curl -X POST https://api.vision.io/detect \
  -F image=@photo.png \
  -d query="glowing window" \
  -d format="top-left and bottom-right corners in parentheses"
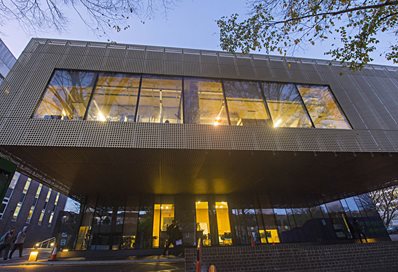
top-left (23, 178), bottom-right (31, 194)
top-left (35, 184), bottom-right (42, 198)
top-left (137, 76), bottom-right (183, 124)
top-left (54, 193), bottom-right (60, 206)
top-left (34, 70), bottom-right (96, 120)
top-left (9, 172), bottom-right (20, 189)
top-left (86, 73), bottom-right (140, 122)
top-left (195, 201), bottom-right (211, 246)
top-left (297, 85), bottom-right (351, 129)
top-left (263, 83), bottom-right (312, 128)
top-left (215, 202), bottom-right (232, 246)
top-left (45, 188), bottom-right (52, 202)
top-left (184, 78), bottom-right (228, 126)
top-left (26, 205), bottom-right (35, 223)
top-left (48, 211), bottom-right (54, 225)
top-left (223, 80), bottom-right (271, 126)
top-left (12, 202), bottom-right (22, 221)
top-left (152, 204), bottom-right (174, 248)
top-left (38, 209), bottom-right (45, 225)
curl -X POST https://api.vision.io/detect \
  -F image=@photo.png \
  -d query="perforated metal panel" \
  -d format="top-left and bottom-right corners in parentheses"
top-left (1, 38), bottom-right (398, 196)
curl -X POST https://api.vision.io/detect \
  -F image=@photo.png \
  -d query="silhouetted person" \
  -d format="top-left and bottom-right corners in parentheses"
top-left (353, 219), bottom-right (367, 243)
top-left (163, 220), bottom-right (183, 256)
top-left (0, 228), bottom-right (15, 260)
top-left (9, 226), bottom-right (27, 259)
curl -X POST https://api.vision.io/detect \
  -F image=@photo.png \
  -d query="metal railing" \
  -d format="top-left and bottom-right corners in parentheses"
top-left (34, 237), bottom-right (56, 249)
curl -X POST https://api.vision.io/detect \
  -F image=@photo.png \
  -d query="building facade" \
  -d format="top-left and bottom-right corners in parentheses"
top-left (0, 39), bottom-right (16, 85)
top-left (0, 171), bottom-right (67, 247)
top-left (0, 38), bottom-right (397, 250)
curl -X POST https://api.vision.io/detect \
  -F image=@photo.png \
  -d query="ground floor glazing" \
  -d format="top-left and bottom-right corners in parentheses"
top-left (62, 193), bottom-right (388, 251)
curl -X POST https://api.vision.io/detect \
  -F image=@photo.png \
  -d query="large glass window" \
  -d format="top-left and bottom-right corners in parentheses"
top-left (86, 73), bottom-right (140, 122)
top-left (33, 69), bottom-right (351, 130)
top-left (137, 76), bottom-right (183, 123)
top-left (195, 201), bottom-right (211, 246)
top-left (152, 204), bottom-right (174, 248)
top-left (184, 78), bottom-right (228, 126)
top-left (297, 85), bottom-right (351, 129)
top-left (263, 83), bottom-right (312, 128)
top-left (215, 201), bottom-right (232, 245)
top-left (223, 80), bottom-right (271, 126)
top-left (34, 70), bottom-right (96, 120)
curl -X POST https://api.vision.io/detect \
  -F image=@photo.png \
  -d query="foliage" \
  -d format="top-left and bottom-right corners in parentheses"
top-left (0, 0), bottom-right (173, 35)
top-left (369, 185), bottom-right (398, 227)
top-left (217, 0), bottom-right (398, 70)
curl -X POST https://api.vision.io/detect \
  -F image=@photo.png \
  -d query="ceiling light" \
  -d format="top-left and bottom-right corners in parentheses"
top-left (273, 119), bottom-right (282, 128)
top-left (97, 111), bottom-right (107, 122)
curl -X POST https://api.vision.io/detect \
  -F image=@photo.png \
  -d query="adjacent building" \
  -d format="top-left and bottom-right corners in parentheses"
top-left (0, 172), bottom-right (67, 247)
top-left (0, 39), bottom-right (16, 85)
top-left (0, 38), bottom-right (397, 250)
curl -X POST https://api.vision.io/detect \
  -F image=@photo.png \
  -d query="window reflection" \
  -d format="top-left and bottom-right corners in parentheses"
top-left (223, 80), bottom-right (271, 126)
top-left (137, 76), bottom-right (183, 123)
top-left (34, 70), bottom-right (96, 120)
top-left (184, 78), bottom-right (228, 126)
top-left (263, 83), bottom-right (312, 128)
top-left (297, 85), bottom-right (351, 129)
top-left (86, 73), bottom-right (140, 122)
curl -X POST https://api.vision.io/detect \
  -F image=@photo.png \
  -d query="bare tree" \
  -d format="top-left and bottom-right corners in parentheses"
top-left (369, 185), bottom-right (398, 227)
top-left (0, 0), bottom-right (173, 35)
top-left (217, 0), bottom-right (398, 70)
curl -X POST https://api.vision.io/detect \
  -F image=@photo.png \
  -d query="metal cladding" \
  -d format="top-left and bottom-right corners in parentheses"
top-left (1, 38), bottom-right (398, 204)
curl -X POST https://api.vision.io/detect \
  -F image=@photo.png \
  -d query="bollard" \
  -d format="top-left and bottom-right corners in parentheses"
top-left (49, 246), bottom-right (57, 261)
top-left (195, 238), bottom-right (202, 272)
top-left (250, 235), bottom-right (255, 248)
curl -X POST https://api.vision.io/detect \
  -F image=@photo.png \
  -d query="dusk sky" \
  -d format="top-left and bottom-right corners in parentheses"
top-left (1, 0), bottom-right (396, 64)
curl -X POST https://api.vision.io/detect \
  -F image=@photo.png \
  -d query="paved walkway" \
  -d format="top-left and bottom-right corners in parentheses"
top-left (0, 253), bottom-right (184, 267)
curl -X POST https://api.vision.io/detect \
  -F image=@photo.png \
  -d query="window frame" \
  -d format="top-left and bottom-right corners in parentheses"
top-left (33, 69), bottom-right (351, 129)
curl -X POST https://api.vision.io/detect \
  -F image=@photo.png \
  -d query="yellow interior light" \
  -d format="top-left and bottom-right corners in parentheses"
top-left (62, 249), bottom-right (69, 252)
top-left (28, 251), bottom-right (39, 262)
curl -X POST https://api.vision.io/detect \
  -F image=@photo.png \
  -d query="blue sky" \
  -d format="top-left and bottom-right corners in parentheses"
top-left (1, 0), bottom-right (396, 66)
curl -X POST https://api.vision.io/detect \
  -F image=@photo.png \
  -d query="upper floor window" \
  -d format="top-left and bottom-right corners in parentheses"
top-left (263, 83), bottom-right (312, 128)
top-left (137, 75), bottom-right (183, 124)
top-left (33, 69), bottom-right (351, 130)
top-left (297, 85), bottom-right (351, 129)
top-left (223, 80), bottom-right (271, 126)
top-left (33, 70), bottom-right (96, 120)
top-left (86, 73), bottom-right (140, 122)
top-left (184, 78), bottom-right (228, 126)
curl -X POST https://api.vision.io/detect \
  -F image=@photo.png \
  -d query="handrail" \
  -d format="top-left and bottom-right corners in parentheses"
top-left (34, 237), bottom-right (56, 249)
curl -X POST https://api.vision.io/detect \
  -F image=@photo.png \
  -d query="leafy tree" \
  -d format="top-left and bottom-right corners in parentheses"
top-left (217, 0), bottom-right (398, 70)
top-left (369, 185), bottom-right (398, 227)
top-left (0, 0), bottom-right (172, 35)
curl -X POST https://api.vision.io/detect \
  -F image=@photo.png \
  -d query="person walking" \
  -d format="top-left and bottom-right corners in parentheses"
top-left (9, 226), bottom-right (28, 259)
top-left (163, 220), bottom-right (177, 256)
top-left (0, 228), bottom-right (15, 260)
